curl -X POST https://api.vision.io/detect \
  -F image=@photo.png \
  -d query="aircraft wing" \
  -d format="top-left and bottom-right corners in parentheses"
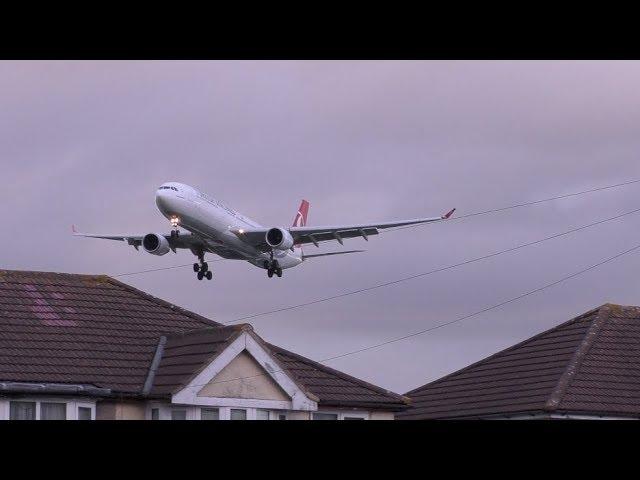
top-left (302, 250), bottom-right (364, 259)
top-left (72, 226), bottom-right (209, 253)
top-left (232, 208), bottom-right (455, 249)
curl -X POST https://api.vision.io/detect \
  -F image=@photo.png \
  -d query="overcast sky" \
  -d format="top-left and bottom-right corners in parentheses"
top-left (2, 60), bottom-right (640, 394)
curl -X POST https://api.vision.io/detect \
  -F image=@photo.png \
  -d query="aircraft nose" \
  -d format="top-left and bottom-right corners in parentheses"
top-left (155, 189), bottom-right (173, 212)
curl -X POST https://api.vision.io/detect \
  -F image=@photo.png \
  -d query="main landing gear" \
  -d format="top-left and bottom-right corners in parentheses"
top-left (264, 252), bottom-right (283, 279)
top-left (194, 253), bottom-right (212, 281)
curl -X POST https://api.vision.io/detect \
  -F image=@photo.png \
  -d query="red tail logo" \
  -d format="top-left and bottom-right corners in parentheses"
top-left (292, 199), bottom-right (310, 228)
top-left (292, 200), bottom-right (309, 250)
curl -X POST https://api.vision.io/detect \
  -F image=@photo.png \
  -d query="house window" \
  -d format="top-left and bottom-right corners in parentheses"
top-left (278, 414), bottom-right (287, 421)
top-left (312, 412), bottom-right (338, 420)
top-left (343, 416), bottom-right (366, 420)
top-left (78, 407), bottom-right (92, 421)
top-left (40, 402), bottom-right (67, 420)
top-left (151, 408), bottom-right (160, 420)
top-left (256, 409), bottom-right (270, 421)
top-left (230, 409), bottom-right (247, 420)
top-left (171, 409), bottom-right (187, 420)
top-left (201, 408), bottom-right (220, 420)
top-left (10, 401), bottom-right (36, 420)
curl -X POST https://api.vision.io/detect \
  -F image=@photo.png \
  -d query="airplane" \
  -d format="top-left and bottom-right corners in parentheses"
top-left (73, 182), bottom-right (455, 280)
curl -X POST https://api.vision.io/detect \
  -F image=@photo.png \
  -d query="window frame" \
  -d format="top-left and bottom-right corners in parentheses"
top-left (230, 408), bottom-right (248, 421)
top-left (312, 412), bottom-right (339, 421)
top-left (40, 401), bottom-right (67, 420)
top-left (171, 409), bottom-right (188, 421)
top-left (78, 406), bottom-right (93, 421)
top-left (9, 401), bottom-right (37, 420)
top-left (1, 398), bottom-right (96, 420)
top-left (312, 411), bottom-right (370, 421)
top-left (339, 411), bottom-right (369, 420)
top-left (200, 407), bottom-right (220, 420)
top-left (255, 409), bottom-right (270, 421)
top-left (146, 403), bottom-right (291, 421)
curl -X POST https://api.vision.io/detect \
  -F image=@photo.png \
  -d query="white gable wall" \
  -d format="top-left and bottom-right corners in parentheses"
top-left (171, 331), bottom-right (317, 411)
top-left (197, 351), bottom-right (290, 401)
top-left (140, 331), bottom-right (399, 420)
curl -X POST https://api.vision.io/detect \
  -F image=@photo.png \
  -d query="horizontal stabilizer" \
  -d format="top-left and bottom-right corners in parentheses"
top-left (302, 250), bottom-right (365, 260)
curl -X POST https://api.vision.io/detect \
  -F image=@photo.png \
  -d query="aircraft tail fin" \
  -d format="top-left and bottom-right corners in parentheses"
top-left (292, 199), bottom-right (310, 227)
top-left (292, 200), bottom-right (310, 251)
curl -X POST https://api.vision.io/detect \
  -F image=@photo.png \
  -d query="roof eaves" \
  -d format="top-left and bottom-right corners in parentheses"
top-left (319, 399), bottom-right (410, 412)
top-left (0, 382), bottom-right (112, 397)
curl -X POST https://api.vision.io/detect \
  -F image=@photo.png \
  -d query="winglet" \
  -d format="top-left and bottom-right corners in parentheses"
top-left (442, 208), bottom-right (456, 219)
top-left (71, 224), bottom-right (78, 234)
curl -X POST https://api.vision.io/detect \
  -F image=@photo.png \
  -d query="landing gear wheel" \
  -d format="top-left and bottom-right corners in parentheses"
top-left (201, 262), bottom-right (209, 273)
top-left (197, 271), bottom-right (204, 281)
top-left (267, 269), bottom-right (274, 278)
top-left (193, 263), bottom-right (200, 272)
top-left (206, 271), bottom-right (212, 280)
top-left (276, 268), bottom-right (282, 278)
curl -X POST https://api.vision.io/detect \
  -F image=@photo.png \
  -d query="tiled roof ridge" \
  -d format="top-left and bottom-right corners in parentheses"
top-left (142, 336), bottom-right (167, 395)
top-left (0, 268), bottom-right (104, 280)
top-left (544, 304), bottom-right (614, 411)
top-left (163, 323), bottom-right (249, 340)
top-left (404, 304), bottom-right (607, 396)
top-left (266, 343), bottom-right (409, 404)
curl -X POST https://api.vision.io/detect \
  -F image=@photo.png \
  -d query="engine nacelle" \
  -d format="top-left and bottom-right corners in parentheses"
top-left (265, 227), bottom-right (294, 250)
top-left (142, 233), bottom-right (171, 256)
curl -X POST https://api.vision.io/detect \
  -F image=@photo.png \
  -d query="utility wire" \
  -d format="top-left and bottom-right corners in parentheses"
top-left (222, 206), bottom-right (640, 324)
top-left (113, 259), bottom-right (225, 278)
top-left (108, 178), bottom-right (640, 278)
top-left (387, 178), bottom-right (640, 232)
top-left (187, 240), bottom-right (640, 389)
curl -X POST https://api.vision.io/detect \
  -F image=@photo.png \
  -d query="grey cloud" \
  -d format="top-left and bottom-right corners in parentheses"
top-left (2, 60), bottom-right (640, 394)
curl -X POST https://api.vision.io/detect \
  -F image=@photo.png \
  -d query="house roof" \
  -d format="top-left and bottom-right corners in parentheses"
top-left (148, 325), bottom-right (246, 396)
top-left (267, 343), bottom-right (409, 410)
top-left (399, 304), bottom-right (640, 419)
top-left (0, 269), bottom-right (407, 410)
top-left (0, 269), bottom-right (218, 393)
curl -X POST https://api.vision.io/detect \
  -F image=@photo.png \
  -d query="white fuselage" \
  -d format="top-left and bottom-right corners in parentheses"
top-left (155, 182), bottom-right (303, 270)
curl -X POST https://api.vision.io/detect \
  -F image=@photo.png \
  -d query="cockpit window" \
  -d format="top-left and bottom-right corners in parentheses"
top-left (158, 186), bottom-right (179, 191)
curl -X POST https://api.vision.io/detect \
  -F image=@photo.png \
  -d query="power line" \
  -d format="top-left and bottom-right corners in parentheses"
top-left (108, 178), bottom-right (640, 278)
top-left (387, 178), bottom-right (640, 232)
top-left (222, 206), bottom-right (640, 324)
top-left (188, 240), bottom-right (640, 389)
top-left (113, 259), bottom-right (225, 278)
top-left (320, 242), bottom-right (640, 363)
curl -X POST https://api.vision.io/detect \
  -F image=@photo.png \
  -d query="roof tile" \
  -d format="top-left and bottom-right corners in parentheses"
top-left (399, 304), bottom-right (640, 419)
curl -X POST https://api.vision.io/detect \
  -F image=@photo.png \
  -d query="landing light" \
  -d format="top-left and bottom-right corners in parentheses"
top-left (238, 229), bottom-right (245, 234)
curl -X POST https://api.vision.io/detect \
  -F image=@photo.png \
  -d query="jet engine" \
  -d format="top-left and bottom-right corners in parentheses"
top-left (142, 233), bottom-right (171, 256)
top-left (265, 227), bottom-right (294, 250)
